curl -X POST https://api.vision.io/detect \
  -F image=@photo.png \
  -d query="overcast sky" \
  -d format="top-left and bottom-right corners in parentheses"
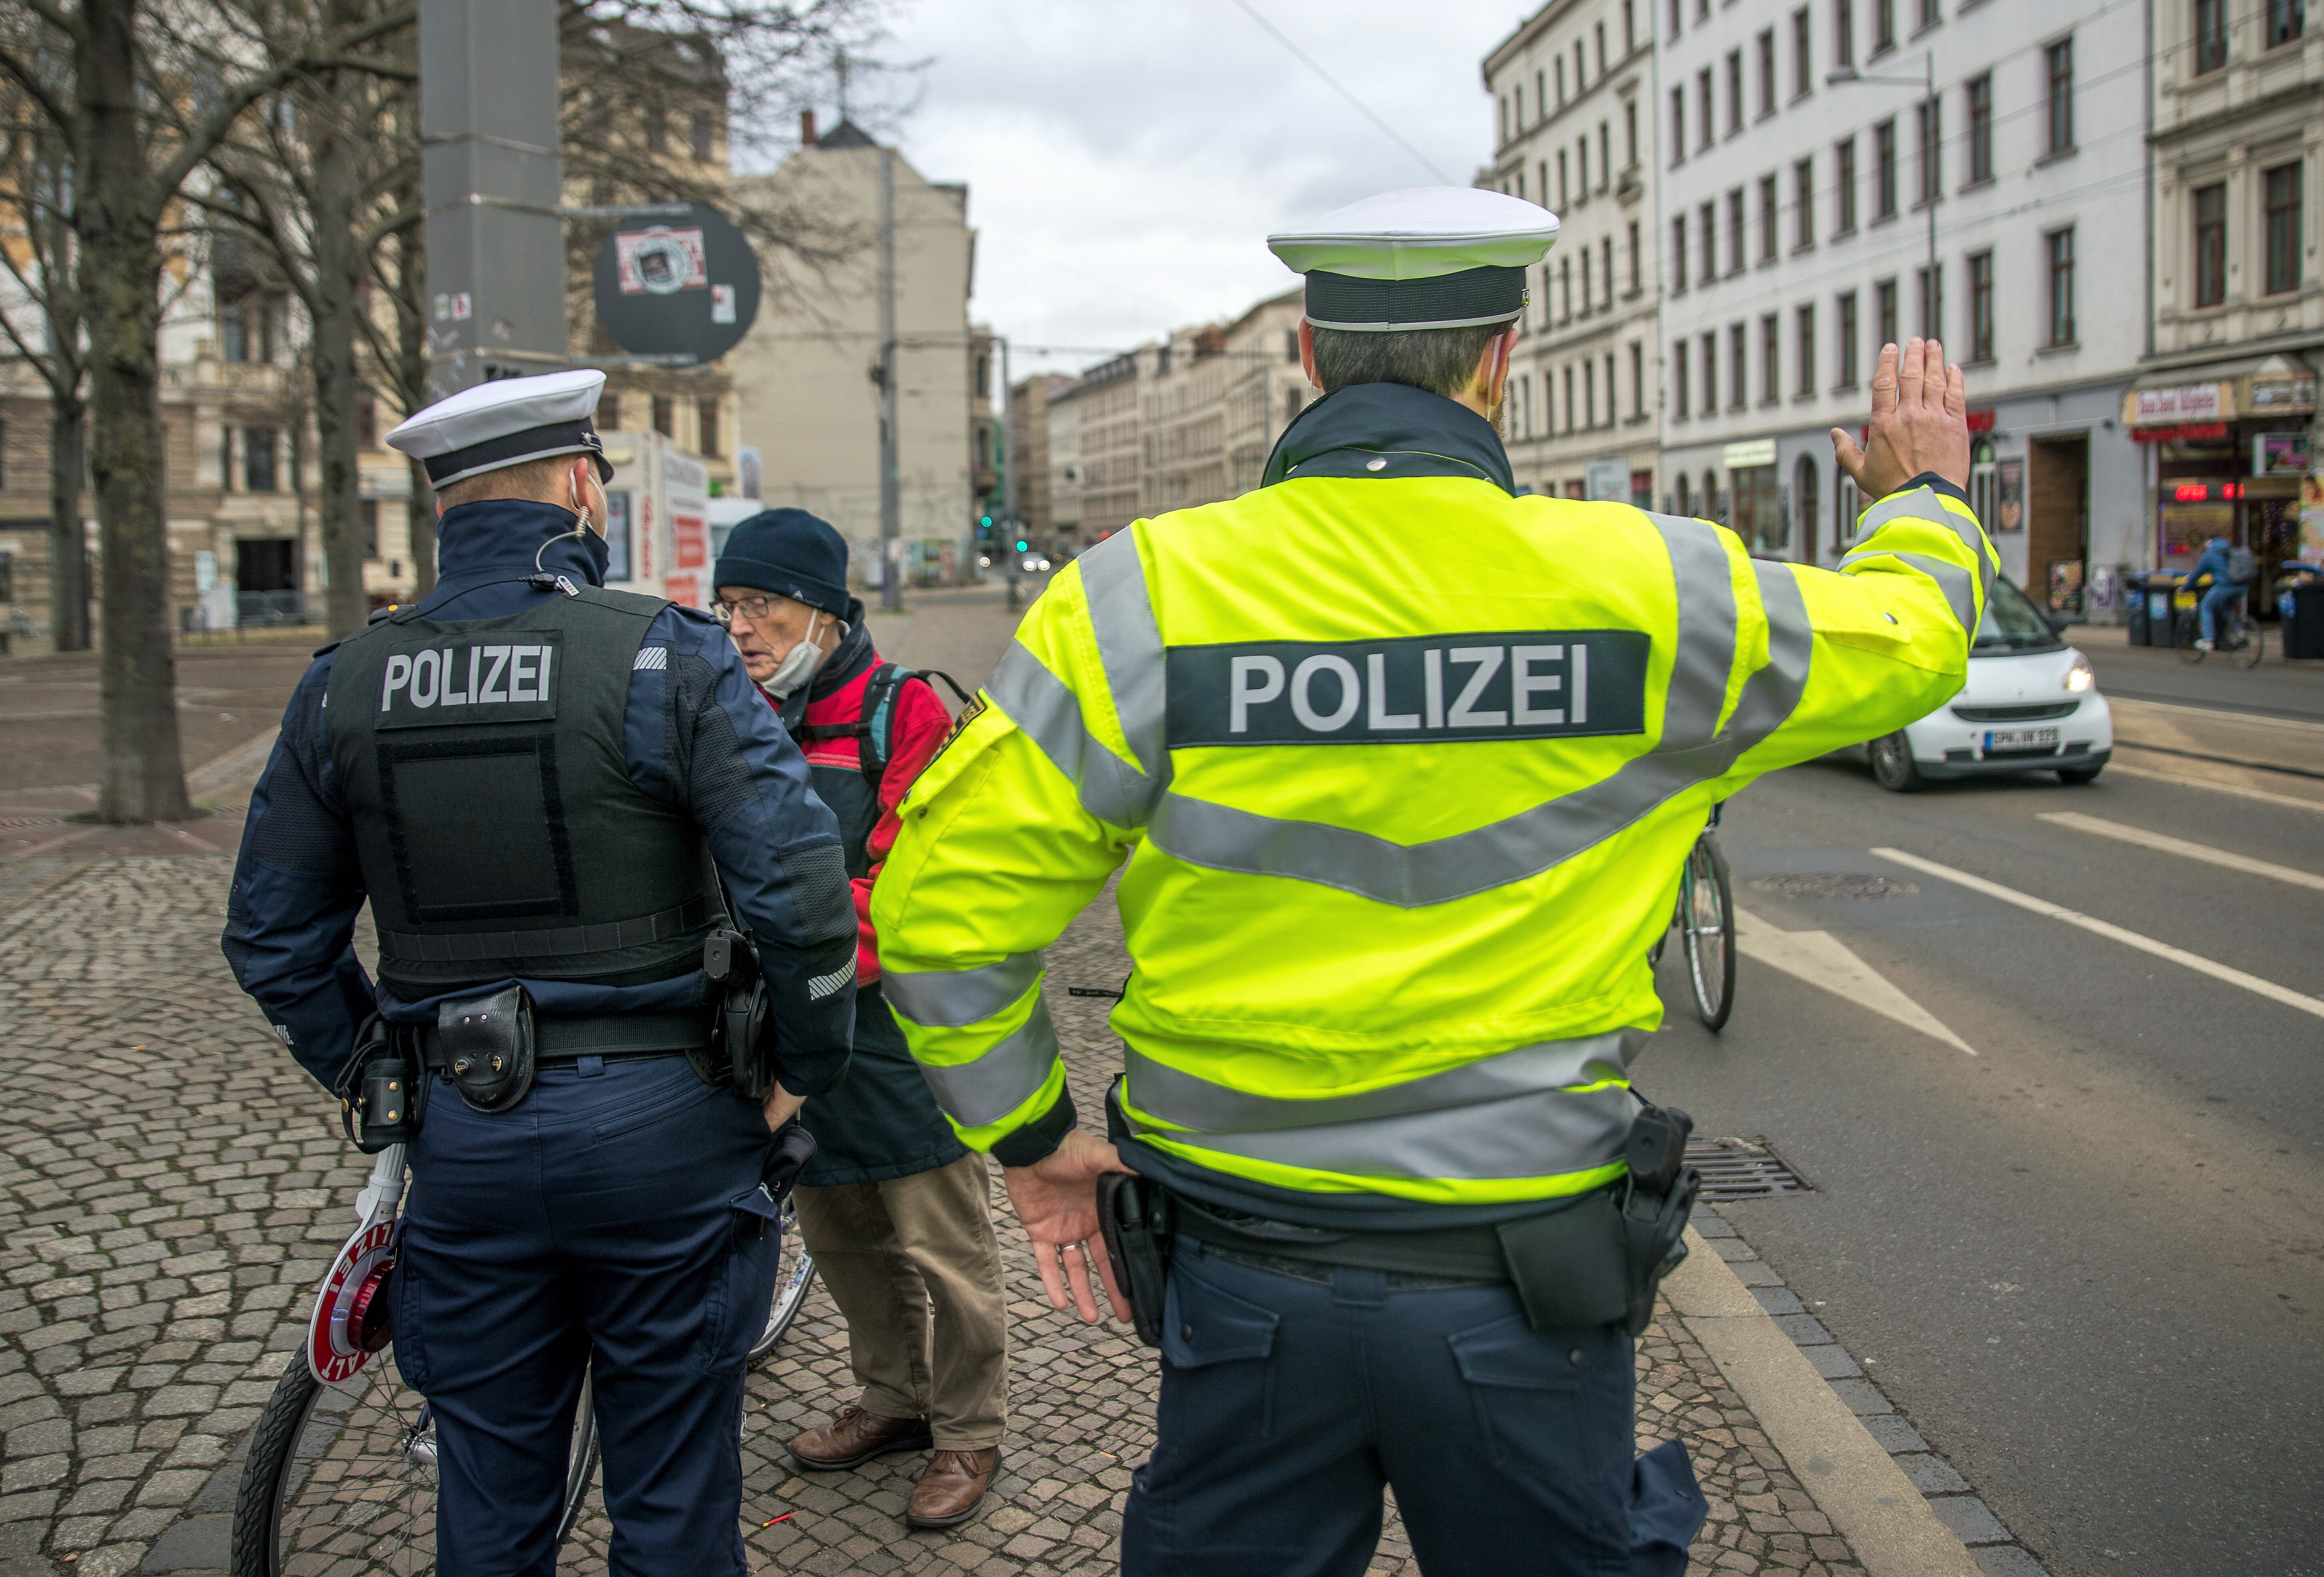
top-left (849, 0), bottom-right (1532, 380)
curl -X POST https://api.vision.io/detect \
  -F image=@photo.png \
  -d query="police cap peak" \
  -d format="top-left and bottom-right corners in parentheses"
top-left (1268, 187), bottom-right (1559, 333)
top-left (385, 368), bottom-right (617, 490)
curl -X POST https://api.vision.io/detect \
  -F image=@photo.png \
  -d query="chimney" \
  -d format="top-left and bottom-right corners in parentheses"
top-left (800, 109), bottom-right (818, 148)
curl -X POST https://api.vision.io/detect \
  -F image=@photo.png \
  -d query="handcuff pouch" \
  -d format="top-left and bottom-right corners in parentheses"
top-left (438, 985), bottom-right (535, 1113)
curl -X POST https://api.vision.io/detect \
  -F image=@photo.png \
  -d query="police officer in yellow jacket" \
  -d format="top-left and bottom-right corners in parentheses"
top-left (872, 187), bottom-right (1994, 1576)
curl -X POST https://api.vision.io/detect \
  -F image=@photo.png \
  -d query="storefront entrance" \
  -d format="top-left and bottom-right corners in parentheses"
top-left (2028, 436), bottom-right (2089, 615)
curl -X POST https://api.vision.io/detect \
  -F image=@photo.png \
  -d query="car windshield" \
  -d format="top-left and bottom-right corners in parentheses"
top-left (1972, 576), bottom-right (2063, 653)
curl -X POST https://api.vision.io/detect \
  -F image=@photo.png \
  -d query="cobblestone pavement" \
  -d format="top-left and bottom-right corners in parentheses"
top-left (0, 587), bottom-right (1872, 1577)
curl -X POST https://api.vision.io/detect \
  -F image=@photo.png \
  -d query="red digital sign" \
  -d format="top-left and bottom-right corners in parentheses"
top-left (2166, 482), bottom-right (2244, 503)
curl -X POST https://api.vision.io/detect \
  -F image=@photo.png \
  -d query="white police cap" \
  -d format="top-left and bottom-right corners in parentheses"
top-left (384, 368), bottom-right (616, 490)
top-left (1268, 187), bottom-right (1560, 333)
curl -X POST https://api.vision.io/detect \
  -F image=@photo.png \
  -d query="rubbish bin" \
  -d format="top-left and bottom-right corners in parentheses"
top-left (2126, 574), bottom-right (2179, 647)
top-left (2283, 581), bottom-right (2324, 660)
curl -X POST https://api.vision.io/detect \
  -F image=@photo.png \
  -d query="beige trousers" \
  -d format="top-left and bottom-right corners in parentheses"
top-left (790, 1151), bottom-right (1010, 1449)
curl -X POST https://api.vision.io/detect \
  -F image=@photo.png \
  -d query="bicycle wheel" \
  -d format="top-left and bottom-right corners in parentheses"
top-left (232, 1350), bottom-right (600, 1576)
top-left (2232, 615), bottom-right (2265, 670)
top-left (1680, 833), bottom-right (1736, 1031)
top-left (2176, 611), bottom-right (2206, 664)
top-left (747, 1196), bottom-right (818, 1363)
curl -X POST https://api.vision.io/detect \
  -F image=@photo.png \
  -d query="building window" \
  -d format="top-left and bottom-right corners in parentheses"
top-left (243, 427), bottom-right (277, 493)
top-left (1674, 339), bottom-right (1692, 417)
top-left (363, 500), bottom-right (380, 560)
top-left (1967, 74), bottom-right (1993, 184)
top-left (1670, 0), bottom-right (1682, 38)
top-left (2265, 161), bottom-right (2304, 295)
top-left (1759, 175), bottom-right (1779, 261)
top-left (1794, 158), bottom-right (1816, 248)
top-left (1836, 137), bottom-right (1858, 233)
top-left (1727, 188), bottom-right (1746, 273)
top-left (2046, 226), bottom-right (2077, 344)
top-left (1761, 314), bottom-right (1780, 402)
top-left (1874, 0), bottom-right (1896, 52)
top-left (1560, 257), bottom-right (1573, 319)
top-left (1563, 366), bottom-right (1576, 432)
top-left (1835, 0), bottom-right (1854, 65)
top-left (696, 398), bottom-right (721, 457)
top-left (652, 396), bottom-right (675, 436)
top-left (1581, 249), bottom-right (1593, 314)
top-left (691, 113), bottom-right (714, 163)
top-left (1626, 100), bottom-right (1639, 167)
top-left (1599, 123), bottom-right (1611, 188)
top-left (1757, 30), bottom-right (1777, 118)
top-left (220, 427), bottom-right (233, 491)
top-left (1729, 321), bottom-right (1748, 407)
top-left (1585, 360), bottom-right (1597, 427)
top-left (1673, 215), bottom-right (1689, 290)
top-left (1697, 69), bottom-right (1714, 150)
top-left (1671, 87), bottom-right (1687, 163)
top-left (1918, 0), bottom-right (1939, 27)
top-left (1875, 119), bottom-right (1898, 219)
top-left (1838, 290), bottom-right (1860, 385)
top-left (1628, 221), bottom-right (1642, 292)
top-left (1700, 201), bottom-right (1718, 281)
top-left (1793, 8), bottom-right (1813, 98)
top-left (1917, 263), bottom-right (1942, 339)
top-left (2265, 0), bottom-right (2304, 46)
top-left (2045, 37), bottom-right (2074, 154)
top-left (1602, 237), bottom-right (1614, 306)
top-left (1968, 250), bottom-right (1995, 361)
top-left (1285, 329), bottom-right (1299, 363)
top-left (356, 386), bottom-right (378, 449)
top-left (1626, 0), bottom-right (1637, 51)
top-left (1726, 50), bottom-right (1744, 133)
top-left (1597, 21), bottom-right (1608, 74)
top-left (1875, 276), bottom-right (1899, 347)
top-left (1700, 333), bottom-right (1718, 414)
top-left (2194, 181), bottom-right (2227, 307)
top-left (1915, 98), bottom-right (1940, 205)
top-left (2195, 0), bottom-right (2228, 71)
top-left (1631, 341), bottom-right (1645, 416)
top-left (596, 390), bottom-right (622, 431)
top-left (1558, 150), bottom-right (1569, 210)
top-left (1796, 305), bottom-right (1816, 394)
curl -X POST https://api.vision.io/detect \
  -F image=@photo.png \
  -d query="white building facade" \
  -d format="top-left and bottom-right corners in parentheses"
top-left (1657, 0), bottom-right (2147, 617)
top-left (1485, 0), bottom-right (1664, 504)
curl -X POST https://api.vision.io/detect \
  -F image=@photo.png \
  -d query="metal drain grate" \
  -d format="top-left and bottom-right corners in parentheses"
top-left (0, 816), bottom-right (65, 830)
top-left (1748, 872), bottom-right (1918, 900)
top-left (1687, 1136), bottom-right (1813, 1201)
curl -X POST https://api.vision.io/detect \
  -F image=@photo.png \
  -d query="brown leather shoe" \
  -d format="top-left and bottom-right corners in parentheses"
top-left (789, 1405), bottom-right (934, 1471)
top-left (904, 1447), bottom-right (999, 1529)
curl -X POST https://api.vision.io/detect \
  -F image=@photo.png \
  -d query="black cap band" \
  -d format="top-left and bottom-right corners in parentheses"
top-left (422, 420), bottom-right (614, 488)
top-left (1304, 265), bottom-right (1530, 333)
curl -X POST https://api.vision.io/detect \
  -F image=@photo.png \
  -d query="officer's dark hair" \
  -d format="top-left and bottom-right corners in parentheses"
top-left (1309, 323), bottom-right (1508, 399)
top-left (435, 456), bottom-right (572, 509)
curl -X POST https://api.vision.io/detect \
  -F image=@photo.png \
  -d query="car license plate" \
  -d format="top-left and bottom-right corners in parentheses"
top-left (1984, 727), bottom-right (2059, 752)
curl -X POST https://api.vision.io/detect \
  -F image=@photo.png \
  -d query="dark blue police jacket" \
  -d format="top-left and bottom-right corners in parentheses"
top-left (221, 498), bottom-right (847, 1094)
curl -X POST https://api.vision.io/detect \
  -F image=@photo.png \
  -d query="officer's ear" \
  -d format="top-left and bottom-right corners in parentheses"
top-left (1473, 323), bottom-right (1520, 407)
top-left (1298, 319), bottom-right (1321, 391)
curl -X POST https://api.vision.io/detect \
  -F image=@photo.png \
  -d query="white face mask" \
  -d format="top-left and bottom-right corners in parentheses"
top-left (763, 611), bottom-right (829, 699)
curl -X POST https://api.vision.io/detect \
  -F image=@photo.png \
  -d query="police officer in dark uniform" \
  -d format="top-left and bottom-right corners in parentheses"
top-left (221, 369), bottom-right (858, 1576)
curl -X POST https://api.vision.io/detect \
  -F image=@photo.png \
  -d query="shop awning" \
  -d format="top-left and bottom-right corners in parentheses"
top-left (2124, 352), bottom-right (2316, 431)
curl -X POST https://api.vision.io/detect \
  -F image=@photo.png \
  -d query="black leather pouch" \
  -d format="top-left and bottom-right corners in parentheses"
top-left (438, 986), bottom-right (535, 1114)
top-left (1495, 1191), bottom-right (1633, 1332)
top-left (334, 1015), bottom-right (427, 1152)
top-left (1098, 1172), bottom-right (1176, 1348)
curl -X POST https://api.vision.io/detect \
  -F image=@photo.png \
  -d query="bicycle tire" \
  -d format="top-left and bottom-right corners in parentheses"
top-left (747, 1197), bottom-right (817, 1364)
top-left (2232, 617), bottom-right (2265, 669)
top-left (1681, 833), bottom-right (1736, 1031)
top-left (2176, 612), bottom-right (2206, 664)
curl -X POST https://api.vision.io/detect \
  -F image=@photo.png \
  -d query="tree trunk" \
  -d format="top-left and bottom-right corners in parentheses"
top-left (80, 0), bottom-right (192, 823)
top-left (406, 458), bottom-right (436, 595)
top-left (390, 157), bottom-right (434, 594)
top-left (311, 106), bottom-right (367, 635)
top-left (47, 409), bottom-right (90, 652)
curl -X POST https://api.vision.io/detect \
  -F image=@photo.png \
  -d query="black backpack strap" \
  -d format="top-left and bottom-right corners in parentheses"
top-left (856, 664), bottom-right (910, 791)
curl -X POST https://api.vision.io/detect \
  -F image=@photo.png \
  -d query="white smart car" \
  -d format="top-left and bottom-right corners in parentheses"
top-left (1861, 573), bottom-right (2114, 791)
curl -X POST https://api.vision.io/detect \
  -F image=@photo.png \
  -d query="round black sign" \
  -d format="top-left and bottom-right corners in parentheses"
top-left (590, 204), bottom-right (762, 364)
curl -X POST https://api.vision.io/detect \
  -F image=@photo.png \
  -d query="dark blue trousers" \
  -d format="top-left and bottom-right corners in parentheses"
top-left (394, 1055), bottom-right (783, 1577)
top-left (1122, 1242), bottom-right (1705, 1577)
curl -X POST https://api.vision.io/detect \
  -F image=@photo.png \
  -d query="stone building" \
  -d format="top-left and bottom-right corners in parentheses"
top-left (1006, 372), bottom-right (1075, 548)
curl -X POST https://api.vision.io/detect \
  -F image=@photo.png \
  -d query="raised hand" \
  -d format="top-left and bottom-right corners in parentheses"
top-left (1830, 337), bottom-right (1971, 500)
top-left (1001, 1127), bottom-right (1134, 1325)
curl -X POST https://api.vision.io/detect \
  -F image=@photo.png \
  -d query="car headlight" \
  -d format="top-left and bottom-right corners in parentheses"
top-left (2063, 654), bottom-right (2095, 693)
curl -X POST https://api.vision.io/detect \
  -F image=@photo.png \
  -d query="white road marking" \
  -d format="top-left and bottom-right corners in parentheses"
top-left (2038, 811), bottom-right (2324, 893)
top-left (1732, 905), bottom-right (1977, 1055)
top-left (1872, 846), bottom-right (2324, 1022)
top-left (2106, 762), bottom-right (2324, 815)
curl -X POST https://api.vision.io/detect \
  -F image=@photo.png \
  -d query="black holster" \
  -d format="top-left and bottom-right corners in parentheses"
top-left (334, 1014), bottom-right (427, 1152)
top-left (1497, 1102), bottom-right (1698, 1337)
top-left (703, 930), bottom-right (775, 1099)
top-left (437, 985), bottom-right (535, 1113)
top-left (1097, 1172), bottom-right (1175, 1348)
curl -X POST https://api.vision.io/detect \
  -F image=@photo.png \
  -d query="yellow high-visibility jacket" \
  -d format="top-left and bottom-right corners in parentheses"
top-left (873, 384), bottom-right (1994, 1207)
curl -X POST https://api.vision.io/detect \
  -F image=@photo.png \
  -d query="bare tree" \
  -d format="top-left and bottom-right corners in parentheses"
top-left (0, 0), bottom-right (415, 822)
top-left (0, 47), bottom-right (91, 651)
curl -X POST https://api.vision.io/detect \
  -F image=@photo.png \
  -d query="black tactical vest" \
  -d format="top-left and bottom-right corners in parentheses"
top-left (325, 586), bottom-right (724, 1000)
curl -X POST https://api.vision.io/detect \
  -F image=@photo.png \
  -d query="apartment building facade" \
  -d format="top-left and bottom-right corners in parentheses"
top-left (1484, 0), bottom-right (1665, 504)
top-left (1657, 0), bottom-right (2146, 615)
top-left (2141, 0), bottom-right (2320, 583)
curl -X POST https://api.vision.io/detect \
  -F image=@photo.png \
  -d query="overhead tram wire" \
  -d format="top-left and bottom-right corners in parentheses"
top-left (1222, 0), bottom-right (1455, 185)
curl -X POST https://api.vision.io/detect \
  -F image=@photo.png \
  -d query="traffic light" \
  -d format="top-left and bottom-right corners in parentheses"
top-left (1015, 539), bottom-right (1029, 553)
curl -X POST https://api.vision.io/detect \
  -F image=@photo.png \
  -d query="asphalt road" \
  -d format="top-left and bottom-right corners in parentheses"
top-left (1643, 750), bottom-right (2324, 1575)
top-left (2081, 634), bottom-right (2324, 723)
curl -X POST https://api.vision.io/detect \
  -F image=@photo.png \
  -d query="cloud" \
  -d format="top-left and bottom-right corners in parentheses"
top-left (859, 0), bottom-right (1521, 375)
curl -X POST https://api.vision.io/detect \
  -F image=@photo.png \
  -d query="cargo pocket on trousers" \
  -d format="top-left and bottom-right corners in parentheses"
top-left (1159, 1260), bottom-right (1281, 1439)
top-left (702, 1183), bottom-right (784, 1377)
top-left (1447, 1312), bottom-right (1592, 1474)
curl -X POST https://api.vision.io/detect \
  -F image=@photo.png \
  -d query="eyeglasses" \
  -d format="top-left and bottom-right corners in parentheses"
top-left (710, 594), bottom-right (777, 627)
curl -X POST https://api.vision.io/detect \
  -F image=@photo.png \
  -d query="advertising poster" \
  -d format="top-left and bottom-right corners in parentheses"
top-left (1996, 459), bottom-right (2023, 533)
top-left (2047, 559), bottom-right (2085, 615)
top-left (2302, 471), bottom-right (2324, 563)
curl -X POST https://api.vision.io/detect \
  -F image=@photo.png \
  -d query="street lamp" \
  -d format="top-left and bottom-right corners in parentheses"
top-left (1829, 53), bottom-right (1939, 343)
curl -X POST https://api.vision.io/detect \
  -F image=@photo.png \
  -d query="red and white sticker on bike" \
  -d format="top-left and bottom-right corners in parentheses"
top-left (308, 1219), bottom-right (397, 1385)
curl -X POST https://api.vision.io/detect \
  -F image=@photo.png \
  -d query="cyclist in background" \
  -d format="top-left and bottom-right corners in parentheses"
top-left (2184, 533), bottom-right (2255, 652)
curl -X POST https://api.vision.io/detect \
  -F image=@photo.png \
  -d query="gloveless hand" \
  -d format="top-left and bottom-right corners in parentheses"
top-left (1002, 1127), bottom-right (1134, 1325)
top-left (761, 1082), bottom-right (805, 1131)
top-left (1830, 337), bottom-right (1971, 500)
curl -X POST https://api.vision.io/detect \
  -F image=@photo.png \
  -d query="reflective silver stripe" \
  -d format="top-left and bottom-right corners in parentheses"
top-left (883, 950), bottom-right (1045, 1028)
top-left (914, 997), bottom-right (1062, 1128)
top-left (1857, 486), bottom-right (1994, 582)
top-left (1728, 561), bottom-right (1813, 747)
top-left (1124, 1030), bottom-right (1642, 1132)
top-left (1144, 513), bottom-right (1746, 907)
top-left (1128, 1078), bottom-right (1638, 1183)
top-left (986, 641), bottom-right (1164, 827)
top-left (1837, 548), bottom-right (1979, 640)
top-left (1076, 531), bottom-right (1171, 780)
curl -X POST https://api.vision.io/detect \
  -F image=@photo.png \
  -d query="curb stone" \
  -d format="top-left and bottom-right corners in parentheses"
top-left (1678, 1211), bottom-right (2050, 1577)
